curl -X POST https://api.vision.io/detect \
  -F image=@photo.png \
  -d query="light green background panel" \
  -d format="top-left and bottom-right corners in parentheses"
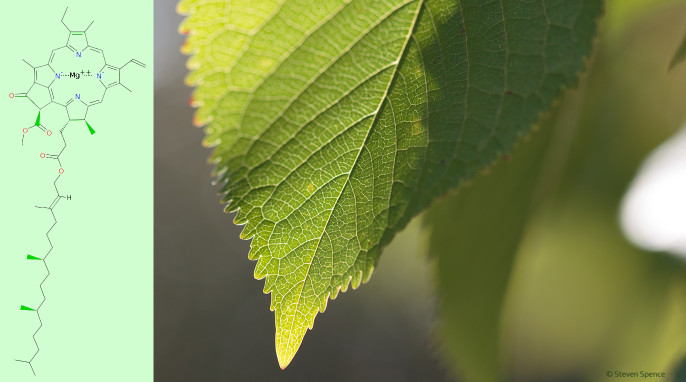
top-left (0, 1), bottom-right (153, 381)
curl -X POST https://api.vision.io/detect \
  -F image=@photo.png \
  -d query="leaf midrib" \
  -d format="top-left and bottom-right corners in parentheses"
top-left (280, 0), bottom-right (425, 338)
top-left (237, 62), bottom-right (396, 189)
top-left (233, 0), bottom-right (422, 169)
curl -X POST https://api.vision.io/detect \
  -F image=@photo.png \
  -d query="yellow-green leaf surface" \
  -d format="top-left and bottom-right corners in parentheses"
top-left (178, 0), bottom-right (602, 368)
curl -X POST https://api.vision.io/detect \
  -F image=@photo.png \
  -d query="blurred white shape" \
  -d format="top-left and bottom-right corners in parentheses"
top-left (620, 123), bottom-right (686, 259)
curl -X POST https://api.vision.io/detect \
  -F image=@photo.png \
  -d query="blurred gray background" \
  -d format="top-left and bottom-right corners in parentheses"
top-left (153, 1), bottom-right (451, 380)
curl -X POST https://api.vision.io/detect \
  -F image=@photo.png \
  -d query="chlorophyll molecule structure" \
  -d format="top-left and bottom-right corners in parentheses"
top-left (10, 8), bottom-right (145, 376)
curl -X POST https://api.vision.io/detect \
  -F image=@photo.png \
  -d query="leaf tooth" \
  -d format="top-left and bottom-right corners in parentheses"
top-left (239, 223), bottom-right (257, 240)
top-left (210, 165), bottom-right (228, 183)
top-left (242, 206), bottom-right (271, 240)
top-left (175, 0), bottom-right (194, 16)
top-left (330, 285), bottom-right (342, 300)
top-left (260, 264), bottom-right (281, 294)
top-left (317, 292), bottom-right (330, 313)
top-left (204, 135), bottom-right (222, 150)
top-left (218, 185), bottom-right (232, 201)
top-left (254, 250), bottom-right (275, 280)
top-left (250, 226), bottom-right (270, 248)
top-left (177, 9), bottom-right (195, 34)
top-left (232, 205), bottom-right (250, 225)
top-left (220, 192), bottom-right (234, 207)
top-left (183, 66), bottom-right (202, 87)
top-left (340, 275), bottom-right (353, 294)
top-left (221, 197), bottom-right (239, 212)
top-left (351, 269), bottom-right (364, 290)
top-left (361, 263), bottom-right (375, 285)
top-left (191, 112), bottom-right (206, 128)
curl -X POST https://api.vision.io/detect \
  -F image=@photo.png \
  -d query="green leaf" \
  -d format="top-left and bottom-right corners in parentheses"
top-left (498, 6), bottom-right (686, 377)
top-left (424, 86), bottom-right (583, 381)
top-left (178, 0), bottom-right (602, 368)
top-left (670, 32), bottom-right (686, 70)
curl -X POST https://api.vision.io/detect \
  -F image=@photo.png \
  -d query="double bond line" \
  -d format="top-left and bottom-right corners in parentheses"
top-left (15, 128), bottom-right (68, 376)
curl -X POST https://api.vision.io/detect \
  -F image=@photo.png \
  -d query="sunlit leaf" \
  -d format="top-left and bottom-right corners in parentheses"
top-left (178, 0), bottom-right (601, 367)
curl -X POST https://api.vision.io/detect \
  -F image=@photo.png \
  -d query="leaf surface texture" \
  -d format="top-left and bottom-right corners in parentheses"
top-left (178, 0), bottom-right (602, 367)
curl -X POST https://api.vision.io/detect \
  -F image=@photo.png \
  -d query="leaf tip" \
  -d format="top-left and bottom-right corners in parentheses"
top-left (276, 341), bottom-right (298, 370)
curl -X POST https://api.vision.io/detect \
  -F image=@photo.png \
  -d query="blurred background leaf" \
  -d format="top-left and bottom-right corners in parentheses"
top-left (669, 33), bottom-right (686, 70)
top-left (424, 91), bottom-right (582, 382)
top-left (427, 0), bottom-right (686, 381)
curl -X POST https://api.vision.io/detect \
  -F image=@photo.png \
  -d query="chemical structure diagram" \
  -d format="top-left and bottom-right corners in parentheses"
top-left (10, 8), bottom-right (145, 376)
